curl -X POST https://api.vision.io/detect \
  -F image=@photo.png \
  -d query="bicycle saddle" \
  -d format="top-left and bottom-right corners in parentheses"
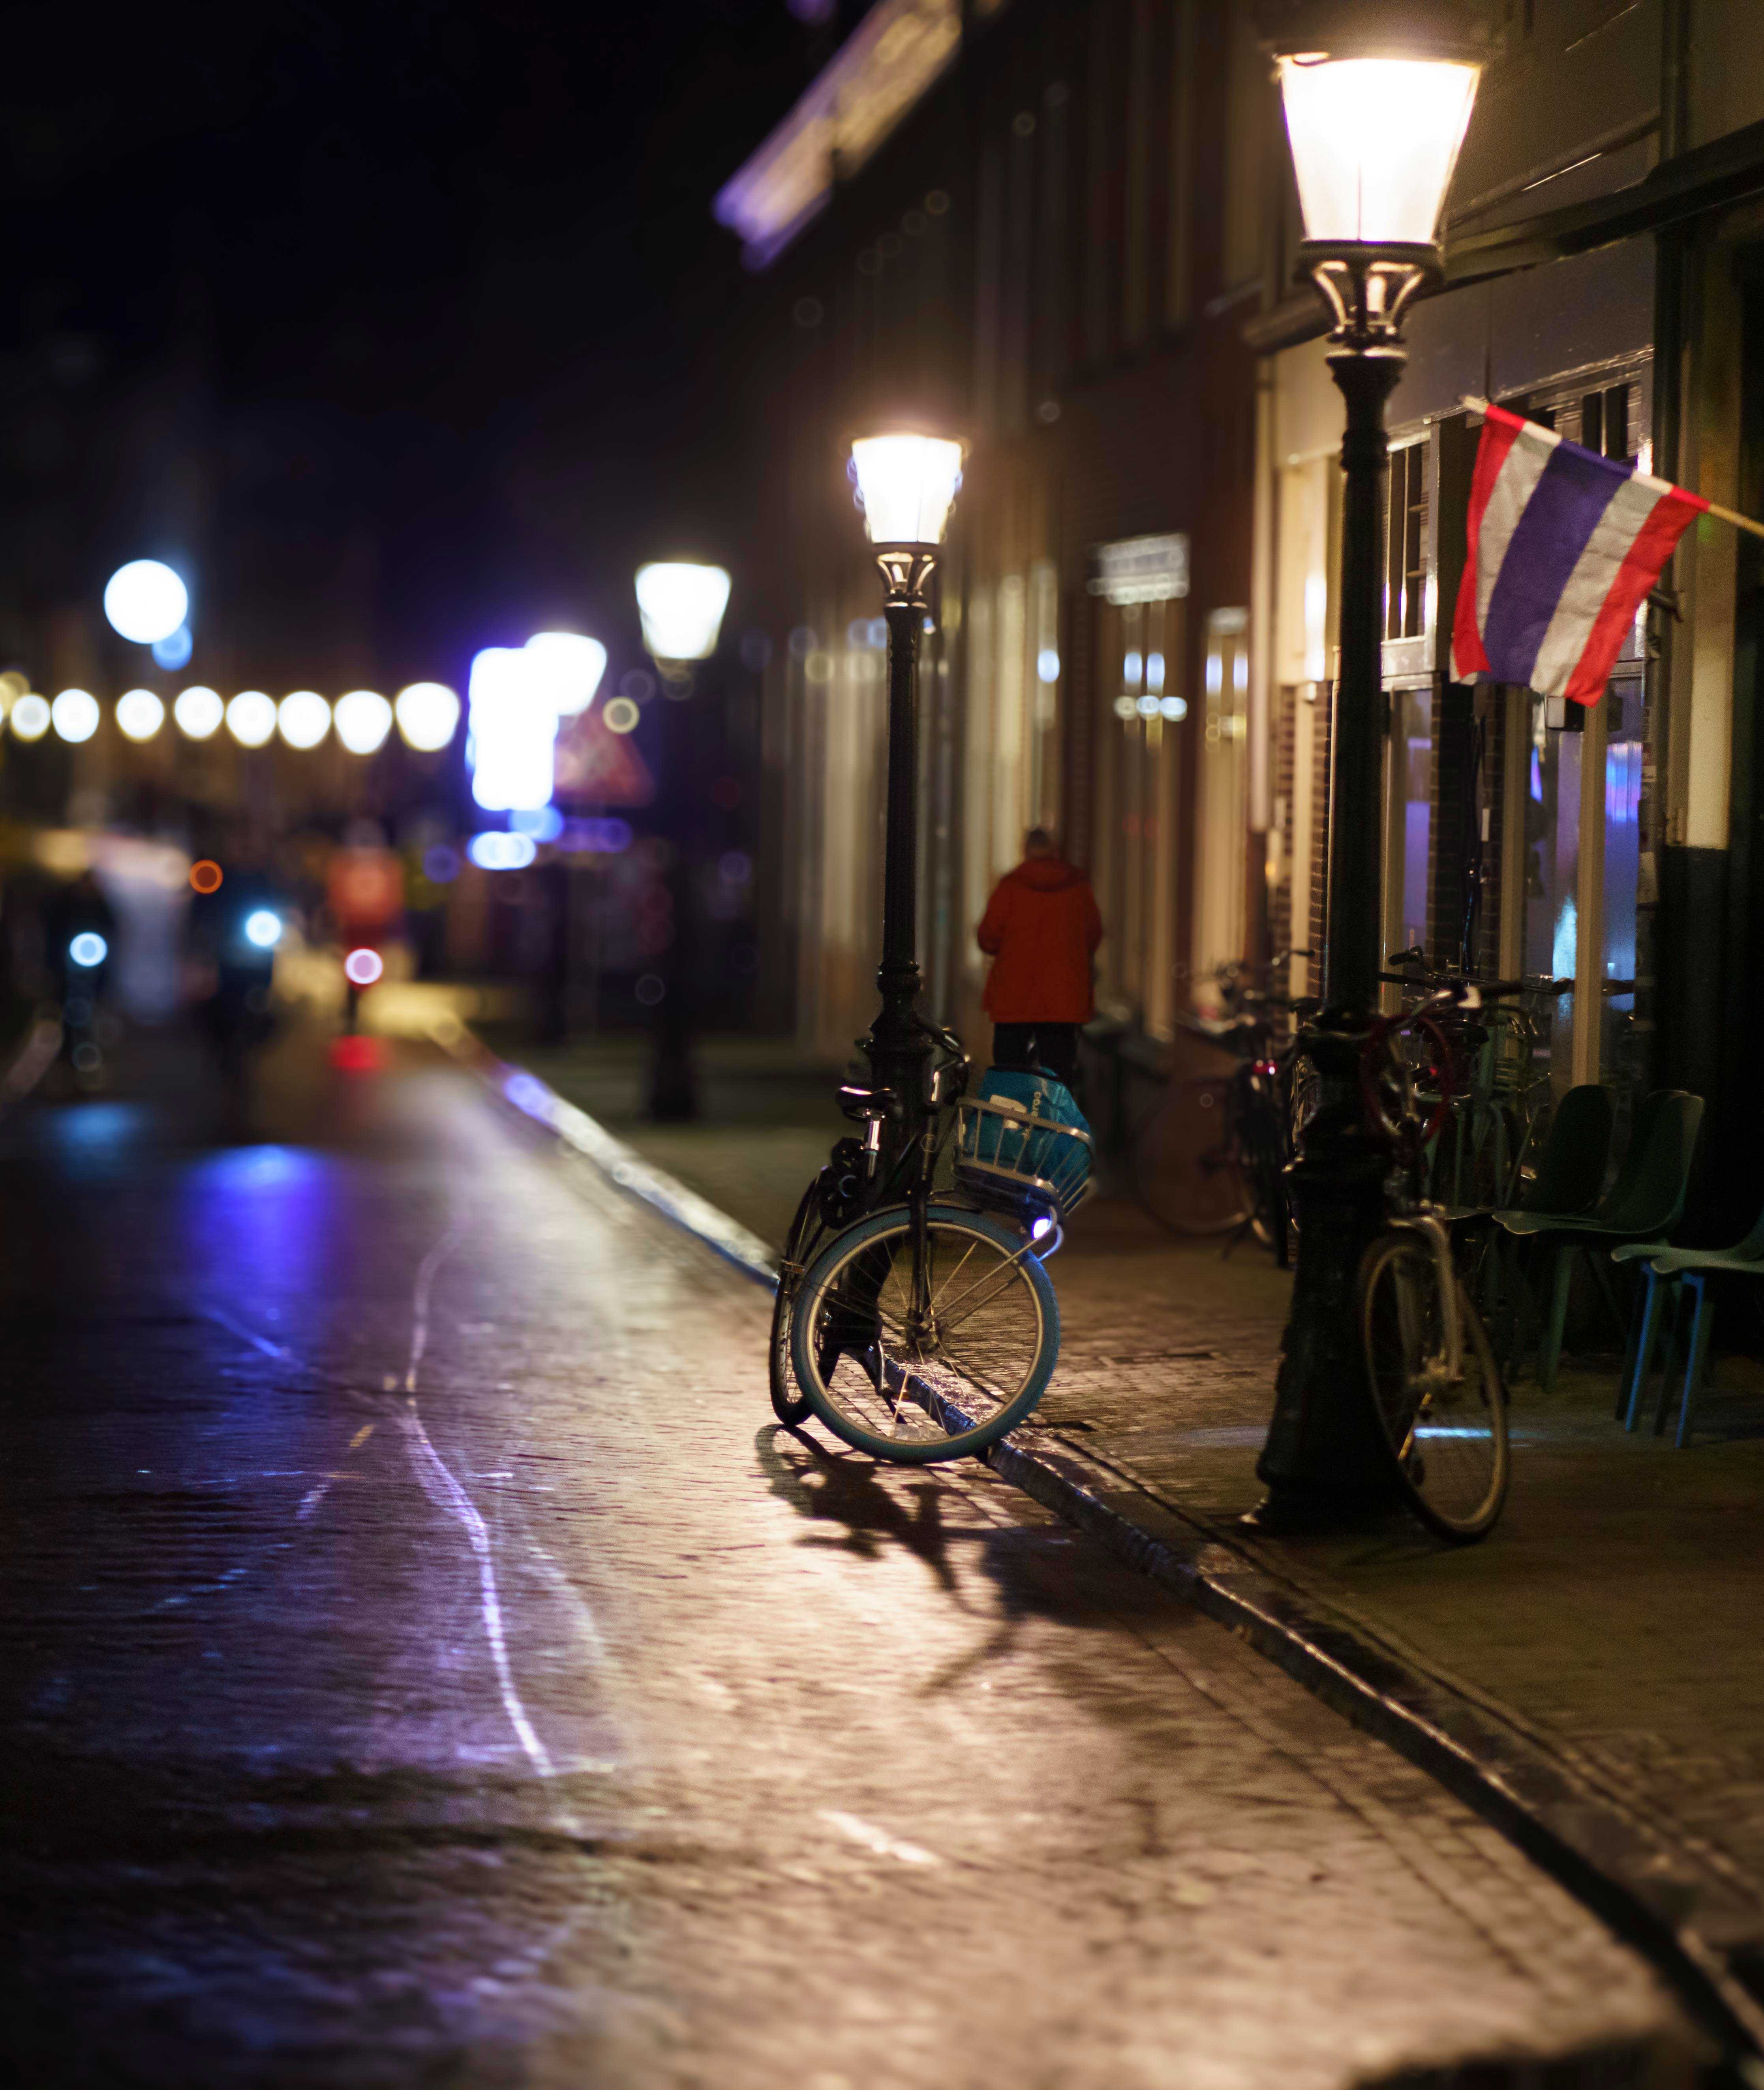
top-left (837, 1083), bottom-right (902, 1122)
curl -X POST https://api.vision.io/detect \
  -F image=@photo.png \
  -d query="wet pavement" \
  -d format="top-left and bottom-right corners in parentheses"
top-left (0, 1026), bottom-right (1695, 2086)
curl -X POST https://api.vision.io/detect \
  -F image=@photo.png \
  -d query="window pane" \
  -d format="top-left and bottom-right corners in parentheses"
top-left (1601, 678), bottom-right (1643, 1080)
top-left (1521, 707), bottom-right (1580, 1090)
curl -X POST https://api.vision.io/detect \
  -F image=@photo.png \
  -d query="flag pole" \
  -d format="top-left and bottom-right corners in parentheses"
top-left (1460, 394), bottom-right (1764, 543)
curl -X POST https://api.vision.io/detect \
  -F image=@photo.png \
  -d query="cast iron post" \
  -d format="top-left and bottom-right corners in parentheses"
top-left (647, 680), bottom-right (699, 1121)
top-left (864, 552), bottom-right (936, 1145)
top-left (1253, 257), bottom-right (1428, 1524)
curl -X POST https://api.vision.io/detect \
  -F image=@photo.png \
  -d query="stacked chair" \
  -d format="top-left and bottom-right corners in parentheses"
top-left (1614, 1199), bottom-right (1764, 1446)
top-left (1492, 1089), bottom-right (1703, 1395)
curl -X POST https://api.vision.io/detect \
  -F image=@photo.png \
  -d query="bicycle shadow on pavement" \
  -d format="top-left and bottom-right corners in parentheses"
top-left (752, 1422), bottom-right (1212, 1698)
top-left (753, 1421), bottom-right (969, 1603)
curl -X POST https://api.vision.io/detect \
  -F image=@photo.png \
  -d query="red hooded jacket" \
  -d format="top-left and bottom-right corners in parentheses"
top-left (976, 857), bottom-right (1103, 1022)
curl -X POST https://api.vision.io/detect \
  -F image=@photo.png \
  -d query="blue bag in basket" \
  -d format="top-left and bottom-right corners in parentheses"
top-left (956, 1068), bottom-right (1094, 1219)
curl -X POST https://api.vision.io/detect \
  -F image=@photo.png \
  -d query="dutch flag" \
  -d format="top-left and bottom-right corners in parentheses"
top-left (1450, 401), bottom-right (1707, 705)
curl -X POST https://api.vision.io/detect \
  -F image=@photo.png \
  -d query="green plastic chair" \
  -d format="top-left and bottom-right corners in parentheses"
top-left (1613, 1196), bottom-right (1764, 1446)
top-left (1495, 1089), bottom-right (1703, 1394)
top-left (1520, 1083), bottom-right (1615, 1217)
top-left (1477, 1083), bottom-right (1612, 1355)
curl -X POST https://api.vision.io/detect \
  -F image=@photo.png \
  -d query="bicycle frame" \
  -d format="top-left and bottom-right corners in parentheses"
top-left (1385, 1208), bottom-right (1465, 1390)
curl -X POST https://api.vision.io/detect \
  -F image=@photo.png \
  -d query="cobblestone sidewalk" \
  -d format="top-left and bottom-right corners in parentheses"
top-left (501, 1032), bottom-right (1764, 2064)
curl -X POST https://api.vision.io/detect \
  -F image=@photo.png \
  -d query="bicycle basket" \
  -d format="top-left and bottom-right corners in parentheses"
top-left (955, 1069), bottom-right (1094, 1225)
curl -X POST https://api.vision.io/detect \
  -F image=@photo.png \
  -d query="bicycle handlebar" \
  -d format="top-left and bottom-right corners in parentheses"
top-left (1378, 969), bottom-right (1574, 1000)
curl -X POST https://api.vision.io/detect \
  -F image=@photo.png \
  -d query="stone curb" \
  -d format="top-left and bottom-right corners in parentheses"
top-left (449, 1030), bottom-right (1763, 2078)
top-left (429, 1020), bottom-right (778, 1291)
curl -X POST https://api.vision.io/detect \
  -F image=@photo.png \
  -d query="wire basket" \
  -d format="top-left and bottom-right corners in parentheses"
top-left (954, 1094), bottom-right (1095, 1224)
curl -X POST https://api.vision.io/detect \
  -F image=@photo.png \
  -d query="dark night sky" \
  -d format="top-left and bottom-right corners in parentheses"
top-left (0, 0), bottom-right (828, 693)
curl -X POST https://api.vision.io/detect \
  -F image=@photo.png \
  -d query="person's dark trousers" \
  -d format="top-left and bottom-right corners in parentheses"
top-left (991, 1021), bottom-right (1079, 1089)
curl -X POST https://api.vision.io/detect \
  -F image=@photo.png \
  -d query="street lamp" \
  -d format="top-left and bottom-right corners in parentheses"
top-left (1254, 0), bottom-right (1488, 1525)
top-left (634, 564), bottom-right (731, 669)
top-left (848, 428), bottom-right (964, 1137)
top-left (633, 562), bottom-right (731, 1119)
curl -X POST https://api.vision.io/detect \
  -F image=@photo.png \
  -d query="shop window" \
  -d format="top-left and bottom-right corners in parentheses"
top-left (1521, 694), bottom-right (1584, 1084)
top-left (1092, 591), bottom-right (1187, 1034)
top-left (1192, 608), bottom-right (1248, 1009)
top-left (1600, 677), bottom-right (1644, 1077)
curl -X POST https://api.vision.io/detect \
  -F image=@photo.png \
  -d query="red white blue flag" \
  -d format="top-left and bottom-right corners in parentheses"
top-left (1450, 400), bottom-right (1706, 705)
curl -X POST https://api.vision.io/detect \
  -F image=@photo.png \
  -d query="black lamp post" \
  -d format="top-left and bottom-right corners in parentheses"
top-left (1253, 1), bottom-right (1490, 1523)
top-left (846, 430), bottom-right (966, 1145)
top-left (634, 560), bottom-right (732, 1123)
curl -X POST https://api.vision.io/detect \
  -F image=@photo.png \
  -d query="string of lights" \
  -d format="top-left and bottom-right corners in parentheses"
top-left (0, 673), bottom-right (460, 752)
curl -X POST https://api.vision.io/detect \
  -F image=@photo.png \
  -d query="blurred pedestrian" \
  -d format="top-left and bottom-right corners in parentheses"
top-left (976, 827), bottom-right (1102, 1089)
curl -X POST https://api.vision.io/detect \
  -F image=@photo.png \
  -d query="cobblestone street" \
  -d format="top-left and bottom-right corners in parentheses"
top-left (0, 1032), bottom-right (1700, 2085)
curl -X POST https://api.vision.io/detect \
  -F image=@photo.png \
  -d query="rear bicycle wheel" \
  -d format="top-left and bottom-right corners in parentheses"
top-left (1133, 1078), bottom-right (1252, 1236)
top-left (1240, 1080), bottom-right (1290, 1264)
top-left (790, 1204), bottom-right (1059, 1463)
top-left (769, 1182), bottom-right (822, 1426)
top-left (1360, 1233), bottom-right (1509, 1543)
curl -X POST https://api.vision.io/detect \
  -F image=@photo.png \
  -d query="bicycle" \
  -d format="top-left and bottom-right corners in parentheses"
top-left (771, 1019), bottom-right (1091, 1463)
top-left (1381, 953), bottom-right (1568, 1212)
top-left (1356, 985), bottom-right (1511, 1542)
top-left (1133, 957), bottom-right (1312, 1263)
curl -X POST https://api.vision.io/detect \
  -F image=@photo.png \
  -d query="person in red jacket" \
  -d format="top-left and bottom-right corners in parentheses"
top-left (976, 828), bottom-right (1103, 1088)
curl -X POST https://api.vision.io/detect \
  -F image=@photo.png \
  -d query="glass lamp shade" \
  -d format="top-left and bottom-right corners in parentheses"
top-left (1278, 53), bottom-right (1479, 248)
top-left (848, 433), bottom-right (964, 546)
top-left (634, 564), bottom-right (732, 663)
top-left (525, 631), bottom-right (607, 715)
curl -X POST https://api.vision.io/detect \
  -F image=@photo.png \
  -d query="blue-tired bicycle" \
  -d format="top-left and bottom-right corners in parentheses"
top-left (770, 1019), bottom-right (1093, 1464)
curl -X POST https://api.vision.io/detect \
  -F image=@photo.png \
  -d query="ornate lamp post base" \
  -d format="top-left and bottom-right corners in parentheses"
top-left (1253, 1024), bottom-right (1400, 1523)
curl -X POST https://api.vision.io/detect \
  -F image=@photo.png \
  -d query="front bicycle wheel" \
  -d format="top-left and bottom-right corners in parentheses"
top-left (790, 1204), bottom-right (1059, 1463)
top-left (1360, 1233), bottom-right (1509, 1543)
top-left (769, 1182), bottom-right (823, 1426)
top-left (1133, 1078), bottom-right (1252, 1236)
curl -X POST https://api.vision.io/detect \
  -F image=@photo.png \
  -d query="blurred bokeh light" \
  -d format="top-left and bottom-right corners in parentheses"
top-left (103, 560), bottom-right (189, 645)
top-left (635, 563), bottom-right (731, 662)
top-left (278, 690), bottom-right (332, 749)
top-left (468, 648), bottom-right (557, 811)
top-left (116, 689), bottom-right (166, 741)
top-left (52, 689), bottom-right (101, 743)
top-left (334, 689), bottom-right (392, 754)
top-left (10, 695), bottom-right (49, 740)
top-left (226, 691), bottom-right (278, 747)
top-left (525, 632), bottom-right (607, 715)
top-left (394, 681), bottom-right (460, 751)
top-left (152, 625), bottom-right (194, 671)
top-left (175, 686), bottom-right (225, 739)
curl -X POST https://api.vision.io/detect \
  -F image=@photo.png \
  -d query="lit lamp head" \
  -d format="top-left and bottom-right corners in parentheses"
top-left (1271, 1), bottom-right (1488, 349)
top-left (634, 564), bottom-right (731, 684)
top-left (848, 430), bottom-right (965, 605)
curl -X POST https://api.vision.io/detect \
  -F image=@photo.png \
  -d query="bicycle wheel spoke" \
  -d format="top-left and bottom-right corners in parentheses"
top-left (925, 1235), bottom-right (983, 1315)
top-left (930, 1239), bottom-right (1036, 1332)
top-left (795, 1214), bottom-right (1055, 1461)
